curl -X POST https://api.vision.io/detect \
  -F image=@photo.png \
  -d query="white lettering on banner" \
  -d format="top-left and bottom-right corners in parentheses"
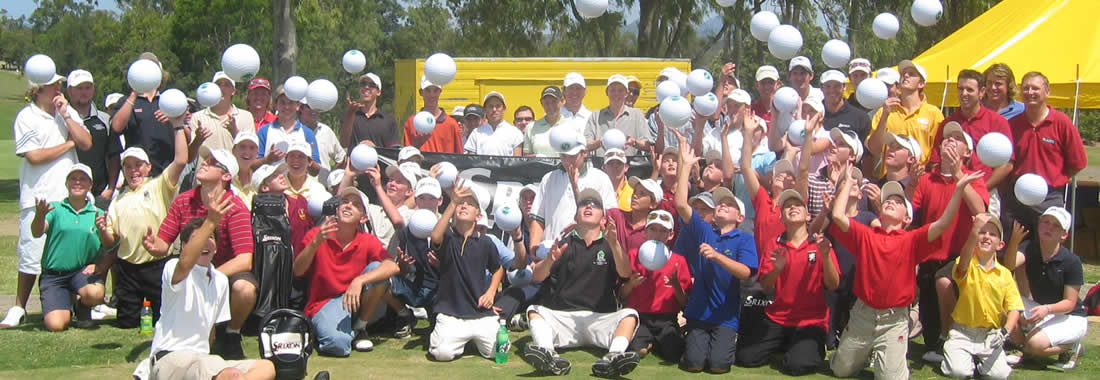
top-left (743, 295), bottom-right (773, 307)
top-left (271, 333), bottom-right (304, 356)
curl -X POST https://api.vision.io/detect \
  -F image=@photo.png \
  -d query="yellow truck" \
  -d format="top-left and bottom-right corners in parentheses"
top-left (393, 57), bottom-right (692, 124)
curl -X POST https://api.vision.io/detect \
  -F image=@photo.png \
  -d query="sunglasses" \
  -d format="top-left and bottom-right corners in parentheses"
top-left (577, 199), bottom-right (602, 209)
top-left (647, 213), bottom-right (671, 222)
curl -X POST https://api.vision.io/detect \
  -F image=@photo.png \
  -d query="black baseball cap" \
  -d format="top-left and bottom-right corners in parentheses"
top-left (541, 85), bottom-right (563, 100)
top-left (464, 104), bottom-right (485, 119)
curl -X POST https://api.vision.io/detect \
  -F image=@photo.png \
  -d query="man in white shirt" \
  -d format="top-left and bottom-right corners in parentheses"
top-left (526, 129), bottom-right (616, 253)
top-left (146, 196), bottom-right (274, 380)
top-left (465, 91), bottom-right (524, 156)
top-left (560, 72), bottom-right (592, 135)
top-left (190, 72), bottom-right (256, 154)
top-left (300, 98), bottom-right (346, 170)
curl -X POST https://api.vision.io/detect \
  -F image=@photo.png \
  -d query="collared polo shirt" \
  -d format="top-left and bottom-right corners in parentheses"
top-left (432, 228), bottom-right (501, 318)
top-left (674, 210), bottom-right (758, 329)
top-left (870, 96), bottom-right (945, 165)
top-left (253, 111), bottom-right (277, 130)
top-left (525, 116), bottom-right (564, 156)
top-left (285, 175), bottom-right (328, 200)
top-left (584, 106), bottom-right (650, 156)
top-left (615, 180), bottom-right (634, 212)
top-left (846, 93), bottom-right (869, 112)
top-left (759, 233), bottom-right (840, 329)
top-left (151, 259), bottom-right (229, 355)
top-left (990, 100), bottom-right (1025, 120)
top-left (1021, 241), bottom-right (1087, 317)
top-left (157, 186), bottom-right (254, 267)
top-left (559, 104), bottom-right (592, 135)
top-left (928, 106), bottom-right (1012, 179)
top-left (257, 120), bottom-right (322, 163)
top-left (73, 104), bottom-right (122, 195)
top-left (312, 122), bottom-right (346, 169)
top-left (301, 227), bottom-right (391, 317)
top-left (911, 170), bottom-right (989, 256)
top-left (41, 198), bottom-right (104, 272)
top-left (120, 93), bottom-right (175, 175)
top-left (389, 226), bottom-right (440, 293)
top-left (191, 105), bottom-right (255, 153)
top-left (14, 103), bottom-right (81, 209)
top-left (464, 121), bottom-right (524, 156)
top-left (350, 109), bottom-right (399, 148)
top-left (806, 169), bottom-right (835, 218)
top-left (828, 221), bottom-right (943, 309)
top-left (751, 100), bottom-right (773, 122)
top-left (539, 231), bottom-right (623, 313)
top-left (751, 185), bottom-right (784, 263)
top-left (108, 174), bottom-right (178, 264)
top-left (404, 110), bottom-right (463, 154)
top-left (626, 248), bottom-right (692, 314)
top-left (1008, 106), bottom-right (1087, 187)
top-left (605, 208), bottom-right (650, 254)
top-left (952, 255), bottom-right (1024, 328)
top-left (230, 178), bottom-right (256, 210)
top-left (530, 165), bottom-right (617, 241)
top-left (825, 101), bottom-right (872, 144)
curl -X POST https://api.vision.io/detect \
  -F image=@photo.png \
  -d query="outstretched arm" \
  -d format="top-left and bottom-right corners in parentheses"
top-left (928, 172), bottom-right (982, 242)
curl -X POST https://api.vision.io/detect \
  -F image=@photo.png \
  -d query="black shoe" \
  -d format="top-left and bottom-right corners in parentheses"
top-left (522, 345), bottom-right (571, 375)
top-left (312, 370), bottom-right (331, 380)
top-left (220, 332), bottom-right (245, 360)
top-left (592, 351), bottom-right (640, 378)
top-left (394, 309), bottom-right (414, 338)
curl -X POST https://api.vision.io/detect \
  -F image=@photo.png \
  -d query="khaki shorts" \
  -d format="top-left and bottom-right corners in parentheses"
top-left (830, 300), bottom-right (910, 380)
top-left (527, 305), bottom-right (638, 350)
top-left (151, 350), bottom-right (255, 380)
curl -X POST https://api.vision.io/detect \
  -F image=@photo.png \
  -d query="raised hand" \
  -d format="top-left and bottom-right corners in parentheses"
top-left (203, 186), bottom-right (233, 224)
top-left (34, 198), bottom-right (55, 217)
top-left (194, 120), bottom-right (213, 142)
top-left (450, 180), bottom-right (473, 202)
top-left (426, 250), bottom-right (440, 267)
top-left (862, 182), bottom-right (881, 201)
top-left (814, 233), bottom-right (832, 254)
top-left (396, 247), bottom-right (417, 267)
top-left (312, 216), bottom-right (338, 246)
top-left (53, 94), bottom-right (69, 112)
top-left (667, 262), bottom-right (683, 290)
top-left (700, 243), bottom-right (722, 261)
top-left (548, 241), bottom-right (568, 261)
top-left (769, 248), bottom-right (788, 271)
top-left (365, 167), bottom-right (383, 187)
top-left (955, 171), bottom-right (983, 189)
top-left (1009, 222), bottom-right (1029, 246)
top-left (602, 216), bottom-right (619, 244)
top-left (971, 213), bottom-right (993, 233)
top-left (627, 272), bottom-right (645, 287)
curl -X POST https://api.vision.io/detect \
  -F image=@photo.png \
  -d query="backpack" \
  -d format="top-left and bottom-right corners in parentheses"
top-left (258, 309), bottom-right (315, 380)
top-left (252, 193), bottom-right (294, 318)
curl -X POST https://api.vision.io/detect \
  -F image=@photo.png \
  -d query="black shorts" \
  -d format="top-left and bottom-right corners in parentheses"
top-left (629, 312), bottom-right (685, 362)
top-left (680, 319), bottom-right (737, 373)
top-left (39, 270), bottom-right (104, 314)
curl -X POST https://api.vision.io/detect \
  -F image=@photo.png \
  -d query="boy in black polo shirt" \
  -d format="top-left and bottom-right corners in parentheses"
top-left (521, 188), bottom-right (640, 378)
top-left (425, 181), bottom-right (507, 361)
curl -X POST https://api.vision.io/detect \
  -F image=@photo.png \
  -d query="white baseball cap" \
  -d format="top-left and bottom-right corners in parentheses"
top-left (820, 70), bottom-right (847, 85)
top-left (1041, 207), bottom-right (1072, 231)
top-left (120, 147), bottom-right (150, 164)
top-left (339, 187), bottom-right (372, 212)
top-left (105, 93), bottom-right (124, 110)
top-left (251, 163), bottom-right (287, 190)
top-left (398, 146), bottom-right (423, 162)
top-left (848, 58), bottom-right (872, 74)
top-left (689, 192), bottom-right (716, 209)
top-left (712, 187), bottom-right (745, 212)
top-left (67, 163), bottom-right (94, 182)
top-left (606, 74), bottom-right (630, 89)
top-left (555, 129), bottom-right (587, 156)
top-left (482, 91), bottom-right (506, 106)
top-left (199, 146), bottom-right (240, 179)
top-left (889, 132), bottom-right (922, 160)
top-left (415, 176), bottom-right (442, 198)
top-left (31, 74), bottom-right (65, 87)
top-left (286, 141), bottom-right (312, 157)
top-left (67, 70), bottom-right (93, 87)
top-left (327, 169), bottom-right (345, 189)
top-left (234, 131), bottom-right (259, 147)
top-left (755, 65), bottom-right (780, 82)
top-left (880, 181), bottom-right (913, 218)
top-left (604, 148), bottom-right (627, 163)
top-left (360, 72), bottom-right (382, 91)
top-left (876, 67), bottom-right (901, 85)
top-left (385, 163), bottom-right (419, 188)
top-left (658, 67), bottom-right (680, 81)
top-left (805, 88), bottom-right (825, 112)
top-left (212, 71), bottom-right (235, 87)
top-left (829, 128), bottom-right (864, 162)
top-left (789, 56), bottom-right (813, 73)
top-left (726, 89), bottom-right (751, 105)
top-left (520, 183), bottom-right (537, 198)
top-left (563, 72), bottom-right (586, 88)
top-left (419, 75), bottom-right (440, 90)
top-left (628, 176), bottom-right (663, 201)
top-left (450, 105), bottom-right (465, 117)
top-left (775, 189), bottom-right (806, 209)
top-left (646, 209), bottom-right (674, 230)
top-left (898, 60), bottom-right (928, 82)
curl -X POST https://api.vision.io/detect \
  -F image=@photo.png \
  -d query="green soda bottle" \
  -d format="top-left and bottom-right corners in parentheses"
top-left (494, 319), bottom-right (510, 363)
top-left (140, 299), bottom-right (154, 335)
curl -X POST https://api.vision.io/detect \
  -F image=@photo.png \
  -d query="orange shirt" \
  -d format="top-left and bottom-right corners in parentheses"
top-left (403, 110), bottom-right (463, 154)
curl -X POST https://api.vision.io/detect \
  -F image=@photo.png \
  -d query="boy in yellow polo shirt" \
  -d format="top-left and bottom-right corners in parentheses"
top-left (941, 213), bottom-right (1023, 379)
top-left (866, 60), bottom-right (944, 178)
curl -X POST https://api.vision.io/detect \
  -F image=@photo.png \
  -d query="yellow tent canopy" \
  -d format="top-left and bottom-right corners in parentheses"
top-left (913, 0), bottom-right (1100, 109)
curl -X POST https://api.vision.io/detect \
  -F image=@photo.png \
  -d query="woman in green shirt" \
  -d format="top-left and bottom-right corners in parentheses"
top-left (31, 164), bottom-right (116, 331)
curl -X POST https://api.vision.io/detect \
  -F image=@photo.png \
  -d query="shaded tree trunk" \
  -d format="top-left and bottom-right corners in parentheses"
top-left (273, 0), bottom-right (296, 83)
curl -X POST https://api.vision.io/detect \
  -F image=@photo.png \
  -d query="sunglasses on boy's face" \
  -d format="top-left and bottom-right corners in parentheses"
top-left (647, 213), bottom-right (671, 222)
top-left (577, 199), bottom-right (602, 209)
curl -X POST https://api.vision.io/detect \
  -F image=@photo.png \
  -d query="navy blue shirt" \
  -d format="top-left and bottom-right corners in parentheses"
top-left (674, 210), bottom-right (759, 329)
top-left (1022, 241), bottom-right (1086, 317)
top-left (432, 228), bottom-right (501, 318)
top-left (395, 226), bottom-right (440, 292)
top-left (118, 94), bottom-right (173, 176)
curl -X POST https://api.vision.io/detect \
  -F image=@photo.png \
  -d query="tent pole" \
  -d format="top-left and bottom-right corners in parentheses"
top-left (1070, 64), bottom-right (1081, 252)
top-left (940, 65), bottom-right (950, 111)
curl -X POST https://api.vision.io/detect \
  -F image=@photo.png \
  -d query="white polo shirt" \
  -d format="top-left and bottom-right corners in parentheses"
top-left (464, 121), bottom-right (524, 156)
top-left (530, 165), bottom-right (617, 241)
top-left (151, 258), bottom-right (230, 355)
top-left (313, 122), bottom-right (345, 169)
top-left (560, 105), bottom-right (592, 135)
top-left (14, 103), bottom-right (81, 210)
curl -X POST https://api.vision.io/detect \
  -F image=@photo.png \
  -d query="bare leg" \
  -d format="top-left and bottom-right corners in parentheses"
top-left (229, 280), bottom-right (257, 330)
top-left (43, 309), bottom-right (71, 332)
top-left (357, 283), bottom-right (388, 322)
top-left (935, 276), bottom-right (955, 338)
top-left (15, 272), bottom-right (36, 308)
top-left (242, 359), bottom-right (276, 380)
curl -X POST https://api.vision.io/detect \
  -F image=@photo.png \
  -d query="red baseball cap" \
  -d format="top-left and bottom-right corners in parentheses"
top-left (248, 77), bottom-right (271, 91)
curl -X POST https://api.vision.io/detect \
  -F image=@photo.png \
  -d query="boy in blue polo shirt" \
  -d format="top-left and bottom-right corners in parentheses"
top-left (672, 135), bottom-right (758, 373)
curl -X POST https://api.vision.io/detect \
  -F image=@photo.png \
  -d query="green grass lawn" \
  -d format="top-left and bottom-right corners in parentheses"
top-left (0, 316), bottom-right (1096, 380)
top-left (0, 70), bottom-right (27, 141)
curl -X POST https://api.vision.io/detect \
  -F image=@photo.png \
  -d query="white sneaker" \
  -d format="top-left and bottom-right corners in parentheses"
top-left (1005, 353), bottom-right (1022, 366)
top-left (353, 331), bottom-right (374, 352)
top-left (1054, 342), bottom-right (1083, 370)
top-left (411, 307), bottom-right (428, 319)
top-left (922, 350), bottom-right (944, 363)
top-left (1, 306), bottom-right (26, 328)
top-left (91, 304), bottom-right (117, 320)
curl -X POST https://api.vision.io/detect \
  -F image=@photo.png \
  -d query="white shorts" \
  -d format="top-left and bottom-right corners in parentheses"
top-left (150, 350), bottom-right (255, 380)
top-left (428, 313), bottom-right (499, 361)
top-left (988, 189), bottom-right (1001, 218)
top-left (1023, 299), bottom-right (1088, 347)
top-left (526, 305), bottom-right (638, 350)
top-left (17, 207), bottom-right (44, 275)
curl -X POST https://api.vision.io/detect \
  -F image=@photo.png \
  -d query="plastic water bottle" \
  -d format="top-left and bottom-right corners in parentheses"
top-left (140, 299), bottom-right (154, 335)
top-left (494, 319), bottom-right (510, 363)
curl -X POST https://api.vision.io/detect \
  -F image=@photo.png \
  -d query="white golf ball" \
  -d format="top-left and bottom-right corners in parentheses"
top-left (686, 69), bottom-right (714, 96)
top-left (767, 24), bottom-right (803, 60)
top-left (196, 82), bottom-right (222, 107)
top-left (773, 86), bottom-right (800, 113)
top-left (305, 79), bottom-right (338, 112)
top-left (976, 132), bottom-right (1012, 168)
top-left (307, 193), bottom-right (331, 219)
top-left (127, 59), bottom-right (162, 93)
top-left (576, 0), bottom-right (608, 19)
top-left (436, 161), bottom-right (459, 188)
top-left (25, 54), bottom-right (56, 85)
top-left (535, 240), bottom-right (554, 260)
top-left (655, 81), bottom-right (681, 103)
top-left (494, 203), bottom-right (523, 231)
top-left (350, 144), bottom-right (378, 170)
top-left (786, 119), bottom-right (807, 146)
top-left (413, 111), bottom-right (436, 134)
top-left (911, 0), bottom-right (943, 27)
top-left (855, 78), bottom-right (889, 109)
top-left (1014, 173), bottom-right (1048, 206)
top-left (669, 71), bottom-right (689, 97)
top-left (158, 89), bottom-right (188, 118)
top-left (873, 13), bottom-right (900, 39)
top-left (692, 92), bottom-right (720, 117)
top-left (341, 49), bottom-right (366, 74)
top-left (409, 209), bottom-right (439, 239)
top-left (821, 39), bottom-right (852, 69)
top-left (750, 11), bottom-right (781, 42)
top-left (638, 240), bottom-right (670, 271)
top-left (284, 76), bottom-right (309, 102)
top-left (659, 95), bottom-right (692, 128)
top-left (508, 267), bottom-right (533, 287)
top-left (424, 53), bottom-right (457, 87)
top-left (602, 129), bottom-right (627, 150)
top-left (221, 43), bottom-right (260, 82)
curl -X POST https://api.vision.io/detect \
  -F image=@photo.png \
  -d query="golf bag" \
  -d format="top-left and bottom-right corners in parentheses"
top-left (252, 193), bottom-right (294, 318)
top-left (259, 309), bottom-right (315, 380)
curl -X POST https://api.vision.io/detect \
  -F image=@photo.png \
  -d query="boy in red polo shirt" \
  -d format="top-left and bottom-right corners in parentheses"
top-left (620, 209), bottom-right (692, 362)
top-left (293, 188), bottom-right (400, 356)
top-left (736, 189), bottom-right (839, 375)
top-left (403, 76), bottom-right (463, 153)
top-left (828, 164), bottom-right (981, 380)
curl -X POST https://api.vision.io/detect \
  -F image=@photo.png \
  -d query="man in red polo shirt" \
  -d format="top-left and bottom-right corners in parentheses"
top-left (751, 66), bottom-right (781, 123)
top-left (294, 187), bottom-right (400, 356)
top-left (736, 189), bottom-right (839, 375)
top-left (143, 147), bottom-right (254, 359)
top-left (620, 209), bottom-right (692, 362)
top-left (911, 125), bottom-right (990, 362)
top-left (928, 69), bottom-right (1013, 216)
top-left (404, 76), bottom-right (463, 153)
top-left (1004, 71), bottom-right (1087, 237)
top-left (246, 78), bottom-right (276, 131)
top-left (828, 165), bottom-right (981, 380)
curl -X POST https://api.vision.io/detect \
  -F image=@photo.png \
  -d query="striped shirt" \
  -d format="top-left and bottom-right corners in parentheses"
top-left (157, 186), bottom-right (254, 266)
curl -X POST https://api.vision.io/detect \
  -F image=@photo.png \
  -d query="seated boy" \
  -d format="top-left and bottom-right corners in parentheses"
top-left (620, 209), bottom-right (692, 362)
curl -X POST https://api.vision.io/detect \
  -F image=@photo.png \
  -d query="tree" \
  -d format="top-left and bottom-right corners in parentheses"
top-left (273, 0), bottom-right (297, 84)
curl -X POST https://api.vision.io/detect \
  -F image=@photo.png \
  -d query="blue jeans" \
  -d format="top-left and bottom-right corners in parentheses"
top-left (312, 261), bottom-right (388, 356)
